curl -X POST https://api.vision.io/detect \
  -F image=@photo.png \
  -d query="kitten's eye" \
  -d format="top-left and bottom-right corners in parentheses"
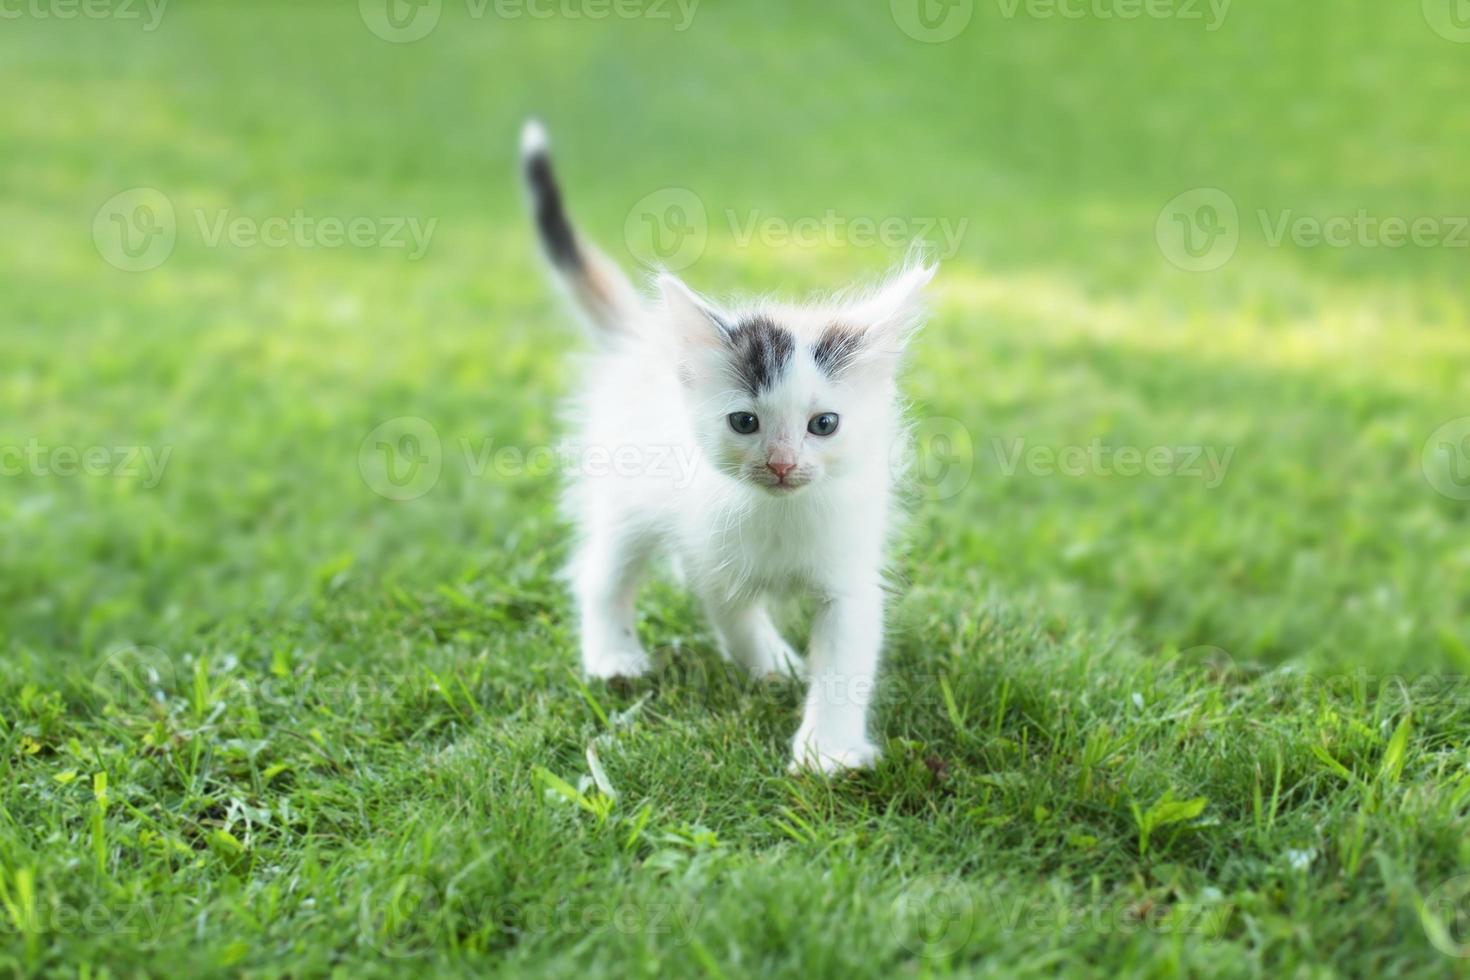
top-left (728, 412), bottom-right (760, 435)
top-left (807, 413), bottom-right (840, 436)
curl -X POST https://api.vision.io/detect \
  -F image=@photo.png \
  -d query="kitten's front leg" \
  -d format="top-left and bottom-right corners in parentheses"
top-left (705, 597), bottom-right (801, 680)
top-left (789, 584), bottom-right (883, 774)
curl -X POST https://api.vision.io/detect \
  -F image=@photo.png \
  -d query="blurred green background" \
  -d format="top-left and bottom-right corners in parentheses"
top-left (2, 1), bottom-right (1469, 976)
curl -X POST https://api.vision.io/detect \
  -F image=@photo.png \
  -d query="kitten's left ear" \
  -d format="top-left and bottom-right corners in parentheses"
top-left (658, 273), bottom-right (738, 386)
top-left (657, 273), bottom-right (731, 350)
top-left (848, 262), bottom-right (937, 356)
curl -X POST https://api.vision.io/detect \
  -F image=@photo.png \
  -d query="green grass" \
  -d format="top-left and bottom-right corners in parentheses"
top-left (3, 1), bottom-right (1470, 976)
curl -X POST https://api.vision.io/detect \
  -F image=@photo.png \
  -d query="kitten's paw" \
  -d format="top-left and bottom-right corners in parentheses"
top-left (787, 736), bottom-right (881, 775)
top-left (583, 643), bottom-right (652, 680)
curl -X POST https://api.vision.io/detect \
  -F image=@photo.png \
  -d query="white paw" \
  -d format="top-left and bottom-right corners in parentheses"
top-left (583, 641), bottom-right (652, 680)
top-left (787, 736), bottom-right (881, 775)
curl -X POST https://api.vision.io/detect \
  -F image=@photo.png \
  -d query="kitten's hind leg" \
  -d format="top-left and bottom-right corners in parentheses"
top-left (705, 597), bottom-right (801, 680)
top-left (572, 530), bottom-right (654, 680)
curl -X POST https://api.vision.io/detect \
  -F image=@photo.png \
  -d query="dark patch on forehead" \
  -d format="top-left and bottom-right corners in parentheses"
top-left (812, 324), bottom-right (865, 379)
top-left (724, 315), bottom-right (794, 395)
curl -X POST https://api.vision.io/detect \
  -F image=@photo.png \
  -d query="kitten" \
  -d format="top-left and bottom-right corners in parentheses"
top-left (520, 120), bottom-right (935, 773)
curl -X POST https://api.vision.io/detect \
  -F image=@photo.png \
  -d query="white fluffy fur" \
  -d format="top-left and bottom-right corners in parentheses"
top-left (526, 123), bottom-right (936, 773)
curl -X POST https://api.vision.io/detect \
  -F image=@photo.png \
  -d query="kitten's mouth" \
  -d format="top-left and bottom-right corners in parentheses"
top-left (757, 476), bottom-right (808, 495)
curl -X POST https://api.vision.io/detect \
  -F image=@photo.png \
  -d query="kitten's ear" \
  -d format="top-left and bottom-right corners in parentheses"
top-left (834, 264), bottom-right (934, 379)
top-left (657, 273), bottom-right (730, 350)
top-left (847, 262), bottom-right (937, 357)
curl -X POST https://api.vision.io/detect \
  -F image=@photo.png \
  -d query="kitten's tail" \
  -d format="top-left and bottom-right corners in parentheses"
top-left (521, 119), bottom-right (643, 337)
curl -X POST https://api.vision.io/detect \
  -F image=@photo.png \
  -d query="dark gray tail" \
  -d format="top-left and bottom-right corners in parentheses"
top-left (520, 120), bottom-right (642, 336)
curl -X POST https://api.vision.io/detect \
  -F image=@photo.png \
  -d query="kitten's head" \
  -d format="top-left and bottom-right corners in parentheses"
top-left (659, 263), bottom-right (935, 496)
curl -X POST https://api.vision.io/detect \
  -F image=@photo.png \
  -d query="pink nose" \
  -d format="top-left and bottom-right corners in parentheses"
top-left (767, 461), bottom-right (795, 480)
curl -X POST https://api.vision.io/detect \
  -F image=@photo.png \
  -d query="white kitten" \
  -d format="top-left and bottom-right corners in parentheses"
top-left (520, 120), bottom-right (935, 774)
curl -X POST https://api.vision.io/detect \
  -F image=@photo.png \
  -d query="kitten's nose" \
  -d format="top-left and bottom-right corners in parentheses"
top-left (767, 461), bottom-right (795, 481)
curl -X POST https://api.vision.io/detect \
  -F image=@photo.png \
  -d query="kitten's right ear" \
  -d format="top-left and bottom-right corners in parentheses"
top-left (657, 273), bottom-right (730, 350)
top-left (847, 261), bottom-right (937, 355)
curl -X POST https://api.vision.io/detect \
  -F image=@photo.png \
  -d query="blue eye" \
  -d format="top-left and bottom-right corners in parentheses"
top-left (807, 413), bottom-right (839, 436)
top-left (728, 412), bottom-right (759, 435)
